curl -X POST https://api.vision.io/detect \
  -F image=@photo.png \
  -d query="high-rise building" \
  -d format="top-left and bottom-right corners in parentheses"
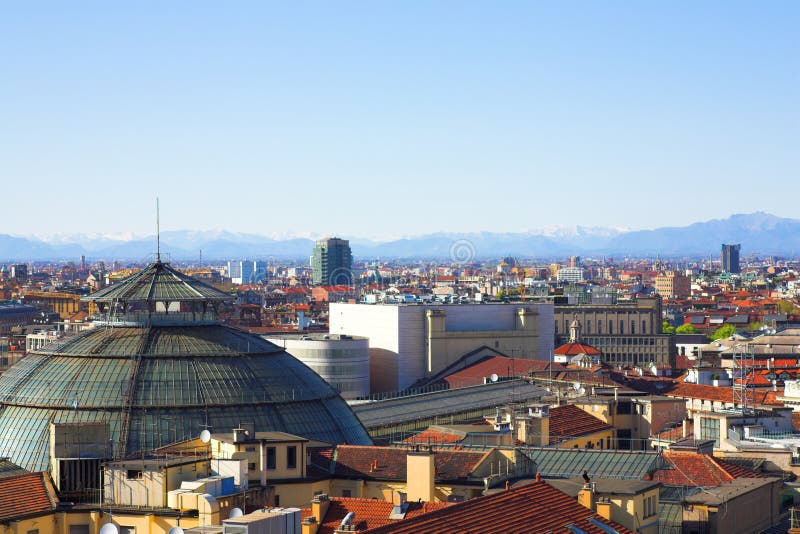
top-left (10, 264), bottom-right (27, 282)
top-left (721, 244), bottom-right (741, 274)
top-left (311, 237), bottom-right (352, 285)
top-left (228, 260), bottom-right (255, 284)
top-left (568, 255), bottom-right (581, 268)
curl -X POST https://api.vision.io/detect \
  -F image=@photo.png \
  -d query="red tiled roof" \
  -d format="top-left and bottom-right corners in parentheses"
top-left (554, 342), bottom-right (602, 356)
top-left (666, 382), bottom-right (736, 403)
top-left (332, 446), bottom-right (485, 483)
top-left (0, 472), bottom-right (57, 520)
top-left (650, 451), bottom-right (762, 487)
top-left (442, 356), bottom-right (554, 388)
top-left (402, 428), bottom-right (465, 445)
top-left (549, 405), bottom-right (612, 445)
top-left (317, 497), bottom-right (450, 534)
top-left (652, 422), bottom-right (693, 442)
top-left (363, 481), bottom-right (632, 533)
top-left (308, 446), bottom-right (335, 478)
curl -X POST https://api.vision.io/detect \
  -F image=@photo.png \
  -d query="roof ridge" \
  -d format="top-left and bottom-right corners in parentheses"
top-left (700, 454), bottom-right (732, 485)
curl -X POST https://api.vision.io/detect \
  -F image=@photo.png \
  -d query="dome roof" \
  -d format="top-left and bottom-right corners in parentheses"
top-left (83, 260), bottom-right (231, 303)
top-left (0, 263), bottom-right (372, 473)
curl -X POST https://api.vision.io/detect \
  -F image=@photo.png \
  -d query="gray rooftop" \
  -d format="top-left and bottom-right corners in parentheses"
top-left (522, 448), bottom-right (668, 480)
top-left (83, 261), bottom-right (232, 303)
top-left (547, 477), bottom-right (661, 497)
top-left (682, 477), bottom-right (777, 505)
top-left (351, 380), bottom-right (548, 429)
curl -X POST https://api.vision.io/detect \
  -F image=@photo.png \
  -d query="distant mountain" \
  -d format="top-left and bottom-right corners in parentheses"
top-left (2, 212), bottom-right (799, 261)
top-left (602, 212), bottom-right (800, 256)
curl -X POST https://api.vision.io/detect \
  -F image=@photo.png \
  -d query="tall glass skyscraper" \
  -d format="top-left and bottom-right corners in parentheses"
top-left (311, 237), bottom-right (353, 285)
top-left (721, 243), bottom-right (741, 274)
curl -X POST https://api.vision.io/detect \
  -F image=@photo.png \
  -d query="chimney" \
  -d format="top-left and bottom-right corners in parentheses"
top-left (233, 427), bottom-right (248, 443)
top-left (521, 405), bottom-right (549, 446)
top-left (595, 497), bottom-right (612, 521)
top-left (303, 493), bottom-right (329, 534)
top-left (682, 419), bottom-right (688, 438)
top-left (577, 482), bottom-right (596, 511)
top-left (406, 449), bottom-right (435, 502)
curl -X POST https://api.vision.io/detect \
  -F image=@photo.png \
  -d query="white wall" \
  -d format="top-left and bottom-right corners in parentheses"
top-left (331, 303), bottom-right (554, 393)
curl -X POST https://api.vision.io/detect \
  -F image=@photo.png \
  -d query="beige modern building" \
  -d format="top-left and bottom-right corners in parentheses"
top-left (330, 302), bottom-right (554, 392)
top-left (654, 271), bottom-right (691, 298)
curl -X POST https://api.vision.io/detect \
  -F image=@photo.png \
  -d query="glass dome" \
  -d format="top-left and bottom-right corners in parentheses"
top-left (0, 262), bottom-right (372, 472)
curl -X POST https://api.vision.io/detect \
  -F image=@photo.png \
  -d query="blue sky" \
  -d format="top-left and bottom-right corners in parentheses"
top-left (1, 2), bottom-right (797, 239)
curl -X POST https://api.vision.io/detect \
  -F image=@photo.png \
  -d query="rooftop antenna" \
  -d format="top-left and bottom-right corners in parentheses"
top-left (156, 197), bottom-right (161, 262)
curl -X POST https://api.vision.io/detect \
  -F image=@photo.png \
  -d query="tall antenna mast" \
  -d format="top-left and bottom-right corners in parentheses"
top-left (156, 197), bottom-right (161, 262)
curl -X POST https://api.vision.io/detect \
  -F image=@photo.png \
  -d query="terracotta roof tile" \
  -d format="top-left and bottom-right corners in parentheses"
top-left (363, 481), bottom-right (631, 533)
top-left (554, 342), bottom-right (602, 356)
top-left (548, 405), bottom-right (612, 445)
top-left (0, 472), bottom-right (57, 520)
top-left (650, 451), bottom-right (762, 487)
top-left (317, 497), bottom-right (450, 534)
top-left (332, 445), bottom-right (484, 483)
top-left (441, 356), bottom-right (554, 388)
top-left (402, 428), bottom-right (465, 445)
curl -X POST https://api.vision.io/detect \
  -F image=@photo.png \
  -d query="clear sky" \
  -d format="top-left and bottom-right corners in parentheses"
top-left (1, 1), bottom-right (797, 239)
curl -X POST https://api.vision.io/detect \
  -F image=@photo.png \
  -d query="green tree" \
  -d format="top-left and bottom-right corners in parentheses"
top-left (776, 300), bottom-right (800, 315)
top-left (662, 320), bottom-right (675, 334)
top-left (675, 323), bottom-right (698, 334)
top-left (709, 324), bottom-right (735, 341)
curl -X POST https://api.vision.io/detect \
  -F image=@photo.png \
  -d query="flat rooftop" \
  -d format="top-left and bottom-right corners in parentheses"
top-left (547, 477), bottom-right (661, 497)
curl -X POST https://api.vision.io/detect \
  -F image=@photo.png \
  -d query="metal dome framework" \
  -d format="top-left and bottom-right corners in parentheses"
top-left (0, 262), bottom-right (372, 472)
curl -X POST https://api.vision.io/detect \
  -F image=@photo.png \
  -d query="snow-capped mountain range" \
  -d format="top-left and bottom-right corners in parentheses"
top-left (1, 212), bottom-right (798, 261)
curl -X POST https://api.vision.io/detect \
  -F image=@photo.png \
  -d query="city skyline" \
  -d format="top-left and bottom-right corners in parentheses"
top-left (2, 2), bottom-right (797, 236)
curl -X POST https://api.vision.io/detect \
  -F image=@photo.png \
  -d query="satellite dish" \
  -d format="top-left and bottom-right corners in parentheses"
top-left (578, 387), bottom-right (586, 395)
top-left (168, 527), bottom-right (184, 534)
top-left (572, 382), bottom-right (581, 391)
top-left (489, 373), bottom-right (499, 383)
top-left (99, 524), bottom-right (118, 534)
top-left (200, 429), bottom-right (211, 443)
top-left (229, 507), bottom-right (244, 519)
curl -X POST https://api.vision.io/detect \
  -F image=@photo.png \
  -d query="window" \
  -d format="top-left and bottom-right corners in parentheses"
top-left (248, 462), bottom-right (256, 471)
top-left (287, 446), bottom-right (297, 469)
top-left (608, 320), bottom-right (613, 334)
top-left (266, 447), bottom-right (276, 470)
top-left (631, 320), bottom-right (636, 334)
top-left (643, 495), bottom-right (657, 518)
top-left (642, 320), bottom-right (647, 334)
top-left (245, 446), bottom-right (256, 452)
top-left (597, 320), bottom-right (602, 334)
top-left (126, 469), bottom-right (143, 480)
top-left (274, 495), bottom-right (280, 506)
top-left (342, 489), bottom-right (352, 498)
top-left (620, 320), bottom-right (624, 333)
top-left (699, 417), bottom-right (721, 447)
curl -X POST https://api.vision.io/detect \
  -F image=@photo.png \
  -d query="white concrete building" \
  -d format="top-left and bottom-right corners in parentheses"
top-left (264, 334), bottom-right (370, 399)
top-left (329, 302), bottom-right (554, 392)
top-left (556, 267), bottom-right (584, 283)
